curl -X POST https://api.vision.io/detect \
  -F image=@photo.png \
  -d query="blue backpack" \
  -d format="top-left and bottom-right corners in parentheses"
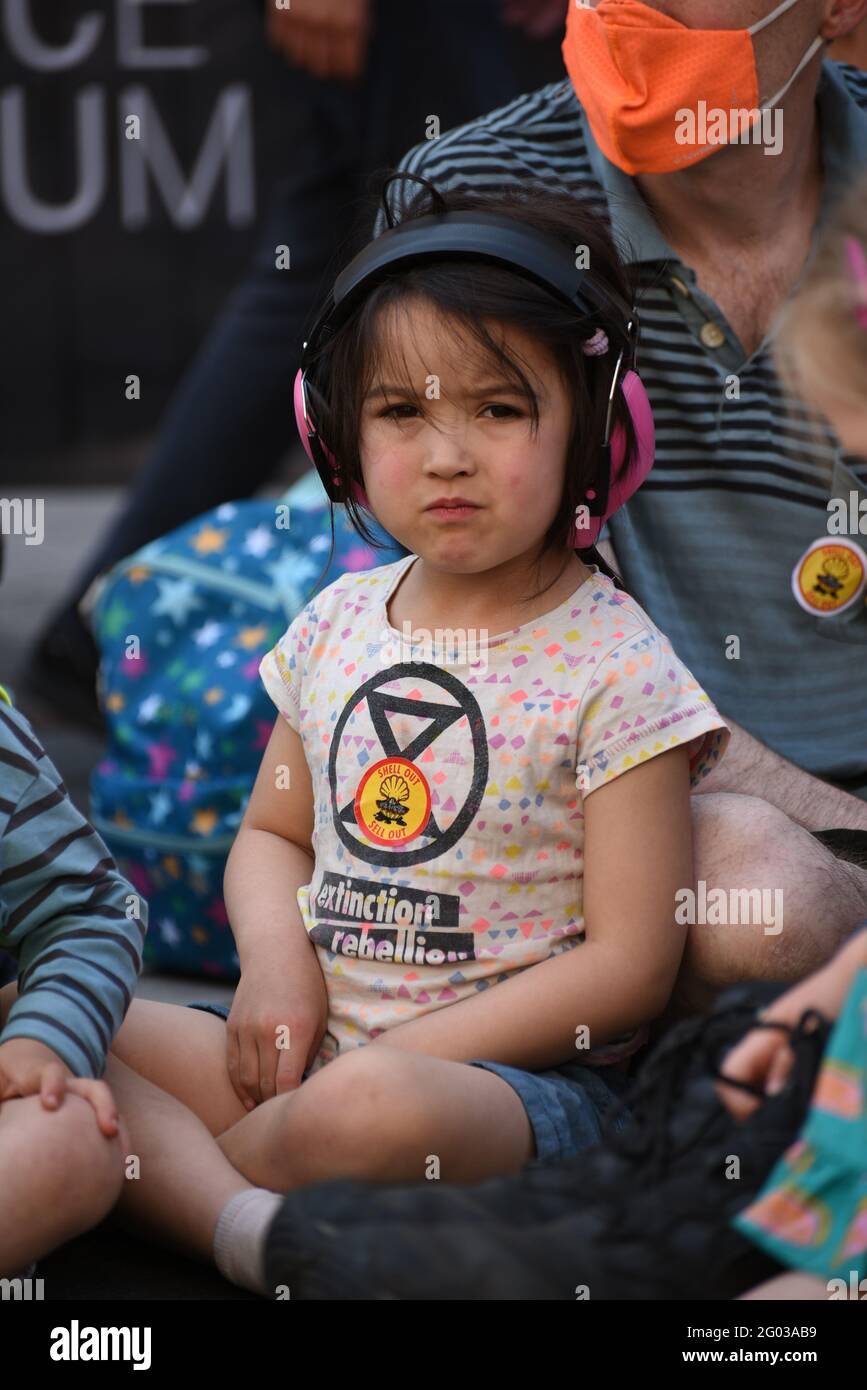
top-left (89, 472), bottom-right (407, 980)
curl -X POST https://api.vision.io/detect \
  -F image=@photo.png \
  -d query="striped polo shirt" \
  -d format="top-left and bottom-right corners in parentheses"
top-left (373, 60), bottom-right (867, 795)
top-left (0, 698), bottom-right (145, 1077)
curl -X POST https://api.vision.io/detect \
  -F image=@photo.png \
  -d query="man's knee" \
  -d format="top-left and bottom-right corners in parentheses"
top-left (691, 791), bottom-right (798, 873)
top-left (687, 792), bottom-right (859, 984)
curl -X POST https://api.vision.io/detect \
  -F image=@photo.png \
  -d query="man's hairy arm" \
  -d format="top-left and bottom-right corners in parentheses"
top-left (692, 718), bottom-right (867, 832)
top-left (596, 540), bottom-right (867, 833)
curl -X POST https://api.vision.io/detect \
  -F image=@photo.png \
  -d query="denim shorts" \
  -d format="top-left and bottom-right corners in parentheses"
top-left (187, 1000), bottom-right (633, 1164)
top-left (465, 1055), bottom-right (633, 1163)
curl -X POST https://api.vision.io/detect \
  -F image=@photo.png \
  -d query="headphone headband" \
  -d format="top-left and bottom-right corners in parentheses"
top-left (342, 212), bottom-right (624, 327)
top-left (301, 210), bottom-right (637, 375)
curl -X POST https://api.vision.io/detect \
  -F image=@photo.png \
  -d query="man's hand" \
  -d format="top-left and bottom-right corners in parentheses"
top-left (266, 0), bottom-right (371, 81)
top-left (500, 0), bottom-right (568, 39)
top-left (0, 1037), bottom-right (120, 1138)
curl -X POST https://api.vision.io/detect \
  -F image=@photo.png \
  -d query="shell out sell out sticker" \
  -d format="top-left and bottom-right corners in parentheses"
top-left (791, 538), bottom-right (867, 616)
top-left (354, 756), bottom-right (432, 846)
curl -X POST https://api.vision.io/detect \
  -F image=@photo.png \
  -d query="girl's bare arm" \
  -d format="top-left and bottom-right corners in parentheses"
top-left (224, 716), bottom-right (317, 972)
top-left (223, 717), bottom-right (328, 1101)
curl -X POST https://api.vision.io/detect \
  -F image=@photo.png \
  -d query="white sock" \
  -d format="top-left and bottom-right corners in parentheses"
top-left (213, 1189), bottom-right (283, 1297)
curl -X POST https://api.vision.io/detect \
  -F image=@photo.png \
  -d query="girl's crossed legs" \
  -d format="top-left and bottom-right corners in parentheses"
top-left (99, 998), bottom-right (535, 1261)
top-left (0, 981), bottom-right (534, 1273)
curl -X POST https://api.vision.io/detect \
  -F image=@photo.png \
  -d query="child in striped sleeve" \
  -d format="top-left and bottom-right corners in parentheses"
top-left (0, 685), bottom-right (146, 1279)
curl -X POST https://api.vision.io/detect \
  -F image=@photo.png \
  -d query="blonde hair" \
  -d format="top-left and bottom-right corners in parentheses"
top-left (773, 172), bottom-right (867, 413)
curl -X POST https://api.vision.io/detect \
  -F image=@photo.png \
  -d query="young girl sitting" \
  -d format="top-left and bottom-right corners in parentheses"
top-left (1, 178), bottom-right (730, 1296)
top-left (720, 175), bottom-right (867, 1301)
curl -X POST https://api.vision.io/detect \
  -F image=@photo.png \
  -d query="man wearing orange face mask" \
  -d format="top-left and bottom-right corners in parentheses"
top-left (377, 1), bottom-right (867, 1003)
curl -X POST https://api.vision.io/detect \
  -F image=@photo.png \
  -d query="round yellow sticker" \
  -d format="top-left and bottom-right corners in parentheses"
top-left (354, 756), bottom-right (432, 846)
top-left (791, 539), bottom-right (867, 615)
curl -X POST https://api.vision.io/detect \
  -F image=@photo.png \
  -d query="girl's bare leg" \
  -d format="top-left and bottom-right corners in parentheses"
top-left (96, 1042), bottom-right (533, 1287)
top-left (93, 993), bottom-right (536, 1193)
top-left (0, 990), bottom-right (533, 1286)
top-left (101, 1053), bottom-right (256, 1262)
top-left (214, 1045), bottom-right (536, 1191)
top-left (106, 998), bottom-right (248, 1135)
top-left (1, 989), bottom-right (535, 1275)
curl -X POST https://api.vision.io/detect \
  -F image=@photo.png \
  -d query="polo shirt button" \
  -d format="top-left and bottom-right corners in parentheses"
top-left (701, 321), bottom-right (726, 349)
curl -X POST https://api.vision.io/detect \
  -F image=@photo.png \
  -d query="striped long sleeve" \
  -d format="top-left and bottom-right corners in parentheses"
top-left (0, 701), bottom-right (146, 1078)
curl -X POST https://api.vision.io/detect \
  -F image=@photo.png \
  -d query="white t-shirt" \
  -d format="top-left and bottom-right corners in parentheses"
top-left (259, 555), bottom-right (730, 1072)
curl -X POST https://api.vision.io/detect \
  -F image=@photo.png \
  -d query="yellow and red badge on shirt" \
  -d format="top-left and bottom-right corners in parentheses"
top-left (354, 757), bottom-right (432, 846)
top-left (791, 538), bottom-right (867, 616)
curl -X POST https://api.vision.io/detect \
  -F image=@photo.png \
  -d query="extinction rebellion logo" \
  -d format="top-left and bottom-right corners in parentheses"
top-left (309, 662), bottom-right (490, 966)
top-left (328, 661), bottom-right (488, 869)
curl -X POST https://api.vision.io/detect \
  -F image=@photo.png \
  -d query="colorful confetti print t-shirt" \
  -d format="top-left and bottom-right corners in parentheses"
top-left (259, 555), bottom-right (730, 1072)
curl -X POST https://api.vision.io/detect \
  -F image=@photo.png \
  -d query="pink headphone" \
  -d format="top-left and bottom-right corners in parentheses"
top-left (293, 180), bottom-right (655, 548)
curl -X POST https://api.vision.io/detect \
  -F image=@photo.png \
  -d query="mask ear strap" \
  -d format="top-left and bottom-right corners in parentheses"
top-left (749, 0), bottom-right (826, 111)
top-left (748, 0), bottom-right (802, 37)
top-left (762, 35), bottom-right (826, 109)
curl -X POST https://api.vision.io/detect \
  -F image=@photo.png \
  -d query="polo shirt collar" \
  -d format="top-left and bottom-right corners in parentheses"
top-left (815, 58), bottom-right (867, 227)
top-left (580, 113), bottom-right (674, 266)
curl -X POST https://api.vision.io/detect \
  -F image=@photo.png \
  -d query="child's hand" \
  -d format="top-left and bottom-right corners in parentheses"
top-left (0, 1037), bottom-right (120, 1138)
top-left (226, 952), bottom-right (329, 1110)
top-left (716, 926), bottom-right (867, 1123)
top-left (715, 1024), bottom-right (797, 1124)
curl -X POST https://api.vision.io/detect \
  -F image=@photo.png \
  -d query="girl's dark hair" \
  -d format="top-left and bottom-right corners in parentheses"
top-left (304, 175), bottom-right (639, 603)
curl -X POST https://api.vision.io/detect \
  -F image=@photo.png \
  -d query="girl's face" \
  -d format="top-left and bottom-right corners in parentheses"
top-left (358, 297), bottom-right (575, 574)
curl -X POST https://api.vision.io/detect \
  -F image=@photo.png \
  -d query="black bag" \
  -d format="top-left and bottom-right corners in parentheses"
top-left (264, 984), bottom-right (832, 1300)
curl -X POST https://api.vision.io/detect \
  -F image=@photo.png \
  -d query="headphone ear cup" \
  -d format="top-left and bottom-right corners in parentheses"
top-left (293, 369), bottom-right (371, 509)
top-left (294, 368), bottom-right (321, 468)
top-left (294, 368), bottom-right (341, 500)
top-left (571, 369), bottom-right (655, 548)
top-left (610, 370), bottom-right (655, 483)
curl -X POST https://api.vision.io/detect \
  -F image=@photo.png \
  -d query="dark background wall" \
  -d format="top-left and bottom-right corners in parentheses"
top-left (0, 0), bottom-right (294, 479)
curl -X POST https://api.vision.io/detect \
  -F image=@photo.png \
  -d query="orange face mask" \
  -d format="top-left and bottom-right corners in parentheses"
top-left (562, 0), bottom-right (824, 176)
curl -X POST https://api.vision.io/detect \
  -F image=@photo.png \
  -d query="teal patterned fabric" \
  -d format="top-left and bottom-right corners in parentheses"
top-left (734, 965), bottom-right (867, 1288)
top-left (89, 473), bottom-right (407, 978)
